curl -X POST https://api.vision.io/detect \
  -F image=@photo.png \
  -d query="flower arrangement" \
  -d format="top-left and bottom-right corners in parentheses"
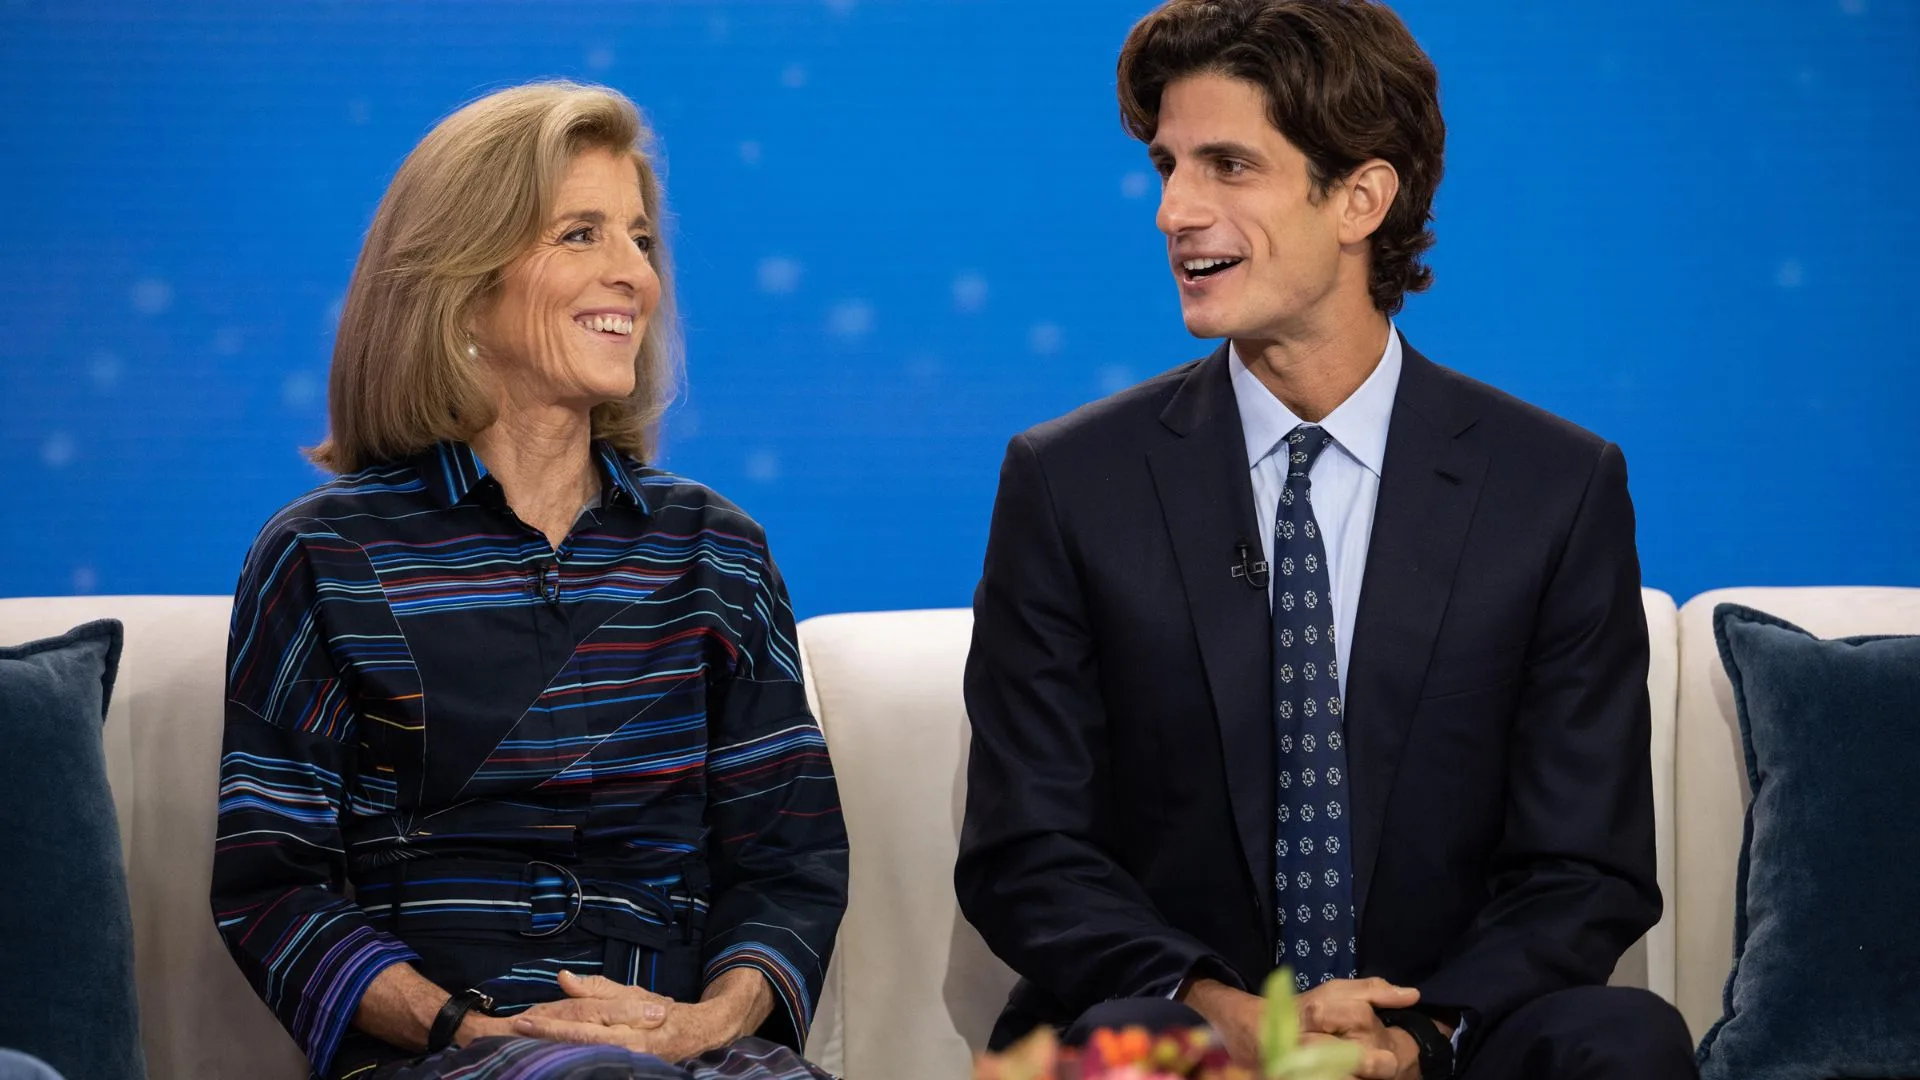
top-left (973, 969), bottom-right (1361, 1080)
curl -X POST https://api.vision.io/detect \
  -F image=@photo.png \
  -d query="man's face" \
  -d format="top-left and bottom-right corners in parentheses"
top-left (1150, 73), bottom-right (1348, 342)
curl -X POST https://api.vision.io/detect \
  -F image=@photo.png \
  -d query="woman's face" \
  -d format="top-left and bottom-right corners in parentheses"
top-left (473, 148), bottom-right (661, 413)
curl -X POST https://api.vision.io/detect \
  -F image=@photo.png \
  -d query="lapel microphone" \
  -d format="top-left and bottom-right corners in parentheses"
top-left (1231, 537), bottom-right (1270, 589)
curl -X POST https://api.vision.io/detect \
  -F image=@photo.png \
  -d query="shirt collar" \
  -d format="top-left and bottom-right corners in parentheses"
top-left (591, 440), bottom-right (652, 512)
top-left (1229, 323), bottom-right (1403, 479)
top-left (418, 439), bottom-right (651, 514)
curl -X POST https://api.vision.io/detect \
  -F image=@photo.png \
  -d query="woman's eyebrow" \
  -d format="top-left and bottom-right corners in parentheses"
top-left (555, 208), bottom-right (652, 229)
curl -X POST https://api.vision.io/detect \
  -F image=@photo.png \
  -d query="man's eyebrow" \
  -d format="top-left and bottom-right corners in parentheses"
top-left (1145, 140), bottom-right (1265, 166)
top-left (1193, 140), bottom-right (1264, 161)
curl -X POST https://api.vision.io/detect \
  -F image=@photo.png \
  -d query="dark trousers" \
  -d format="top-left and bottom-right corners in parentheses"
top-left (1068, 985), bottom-right (1696, 1080)
top-left (1457, 986), bottom-right (1696, 1080)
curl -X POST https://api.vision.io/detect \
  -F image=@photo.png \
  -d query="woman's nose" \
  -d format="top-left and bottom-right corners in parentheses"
top-left (607, 237), bottom-right (655, 293)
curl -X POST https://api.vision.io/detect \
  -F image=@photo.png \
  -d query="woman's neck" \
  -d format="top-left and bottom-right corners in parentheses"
top-left (469, 404), bottom-right (599, 550)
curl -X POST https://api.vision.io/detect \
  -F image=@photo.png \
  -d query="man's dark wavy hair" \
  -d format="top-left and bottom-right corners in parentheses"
top-left (1117, 0), bottom-right (1445, 315)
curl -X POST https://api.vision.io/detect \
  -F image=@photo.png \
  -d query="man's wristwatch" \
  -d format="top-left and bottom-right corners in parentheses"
top-left (1376, 1007), bottom-right (1454, 1080)
top-left (427, 987), bottom-right (497, 1053)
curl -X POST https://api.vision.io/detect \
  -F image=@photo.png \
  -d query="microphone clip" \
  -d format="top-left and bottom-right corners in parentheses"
top-left (1231, 538), bottom-right (1270, 590)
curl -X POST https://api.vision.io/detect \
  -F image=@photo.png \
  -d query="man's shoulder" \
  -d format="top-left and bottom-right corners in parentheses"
top-left (1417, 354), bottom-right (1614, 471)
top-left (1016, 355), bottom-right (1206, 462)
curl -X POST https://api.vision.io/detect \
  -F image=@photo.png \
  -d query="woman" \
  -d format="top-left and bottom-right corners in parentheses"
top-left (211, 82), bottom-right (848, 1080)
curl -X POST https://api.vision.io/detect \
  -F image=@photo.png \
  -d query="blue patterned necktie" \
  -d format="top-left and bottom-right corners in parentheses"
top-left (1272, 424), bottom-right (1357, 989)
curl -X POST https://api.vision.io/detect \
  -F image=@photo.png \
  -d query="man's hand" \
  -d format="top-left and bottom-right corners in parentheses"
top-left (508, 968), bottom-right (774, 1062)
top-left (1296, 978), bottom-right (1433, 1080)
top-left (1179, 978), bottom-right (1265, 1065)
top-left (1185, 976), bottom-right (1424, 1079)
top-left (1297, 1028), bottom-right (1409, 1080)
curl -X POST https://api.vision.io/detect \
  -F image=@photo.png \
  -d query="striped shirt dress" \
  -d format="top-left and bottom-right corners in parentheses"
top-left (211, 441), bottom-right (849, 1079)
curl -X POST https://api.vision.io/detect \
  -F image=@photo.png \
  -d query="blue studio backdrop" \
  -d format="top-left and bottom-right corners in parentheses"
top-left (2, 0), bottom-right (1916, 615)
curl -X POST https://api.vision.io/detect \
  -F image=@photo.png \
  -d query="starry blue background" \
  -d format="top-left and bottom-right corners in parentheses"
top-left (2, 0), bottom-right (1916, 615)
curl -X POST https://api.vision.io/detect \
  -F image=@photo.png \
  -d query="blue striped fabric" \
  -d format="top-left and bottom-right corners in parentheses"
top-left (211, 441), bottom-right (848, 1079)
top-left (363, 1035), bottom-right (834, 1079)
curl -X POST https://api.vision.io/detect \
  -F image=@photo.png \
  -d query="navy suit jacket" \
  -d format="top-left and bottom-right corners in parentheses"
top-left (954, 342), bottom-right (1659, 1060)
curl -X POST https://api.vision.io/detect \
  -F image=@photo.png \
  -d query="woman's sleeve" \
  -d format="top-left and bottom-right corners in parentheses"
top-left (701, 544), bottom-right (850, 1049)
top-left (210, 523), bottom-right (418, 1076)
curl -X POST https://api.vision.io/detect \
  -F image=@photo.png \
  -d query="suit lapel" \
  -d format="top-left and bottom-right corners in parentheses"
top-left (1345, 346), bottom-right (1488, 925)
top-left (1146, 345), bottom-right (1274, 925)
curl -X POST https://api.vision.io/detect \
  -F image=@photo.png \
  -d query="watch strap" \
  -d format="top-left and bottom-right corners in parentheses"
top-left (1376, 1006), bottom-right (1454, 1080)
top-left (427, 987), bottom-right (496, 1053)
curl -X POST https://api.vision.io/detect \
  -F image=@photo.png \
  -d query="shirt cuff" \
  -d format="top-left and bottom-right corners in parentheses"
top-left (297, 930), bottom-right (419, 1077)
top-left (1163, 956), bottom-right (1243, 1002)
top-left (704, 943), bottom-right (813, 1045)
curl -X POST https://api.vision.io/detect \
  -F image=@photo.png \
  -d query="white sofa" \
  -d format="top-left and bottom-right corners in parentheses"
top-left (3, 586), bottom-right (1917, 1079)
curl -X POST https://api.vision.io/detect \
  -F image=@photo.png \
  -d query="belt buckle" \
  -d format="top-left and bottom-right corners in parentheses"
top-left (521, 860), bottom-right (584, 938)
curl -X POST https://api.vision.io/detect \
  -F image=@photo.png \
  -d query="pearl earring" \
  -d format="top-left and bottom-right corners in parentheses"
top-left (465, 342), bottom-right (479, 360)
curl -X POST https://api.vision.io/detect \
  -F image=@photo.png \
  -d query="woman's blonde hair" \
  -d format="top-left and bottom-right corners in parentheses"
top-left (311, 81), bottom-right (680, 473)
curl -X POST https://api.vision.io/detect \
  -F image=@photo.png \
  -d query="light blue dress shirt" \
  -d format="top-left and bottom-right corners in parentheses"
top-left (1231, 326), bottom-right (1403, 703)
top-left (1228, 326), bottom-right (1467, 1052)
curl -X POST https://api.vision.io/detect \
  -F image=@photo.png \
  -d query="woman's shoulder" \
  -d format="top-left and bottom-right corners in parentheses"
top-left (624, 467), bottom-right (772, 552)
top-left (243, 461), bottom-right (428, 559)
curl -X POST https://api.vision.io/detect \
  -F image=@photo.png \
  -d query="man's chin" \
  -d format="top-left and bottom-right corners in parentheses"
top-left (1180, 308), bottom-right (1236, 341)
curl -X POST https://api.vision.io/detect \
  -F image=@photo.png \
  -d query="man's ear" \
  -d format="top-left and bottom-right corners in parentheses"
top-left (1337, 159), bottom-right (1400, 247)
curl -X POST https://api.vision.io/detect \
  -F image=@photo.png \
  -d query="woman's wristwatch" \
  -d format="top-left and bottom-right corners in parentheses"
top-left (427, 987), bottom-right (498, 1053)
top-left (1376, 1007), bottom-right (1455, 1080)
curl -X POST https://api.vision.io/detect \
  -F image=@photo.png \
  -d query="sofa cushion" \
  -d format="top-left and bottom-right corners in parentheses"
top-left (0, 620), bottom-right (146, 1080)
top-left (795, 609), bottom-right (1017, 1080)
top-left (1694, 604), bottom-right (1920, 1079)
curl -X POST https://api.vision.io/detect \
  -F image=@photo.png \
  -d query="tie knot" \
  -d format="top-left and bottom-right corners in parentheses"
top-left (1284, 425), bottom-right (1334, 479)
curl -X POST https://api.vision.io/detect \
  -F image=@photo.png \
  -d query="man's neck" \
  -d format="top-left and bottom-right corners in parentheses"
top-left (1232, 307), bottom-right (1392, 423)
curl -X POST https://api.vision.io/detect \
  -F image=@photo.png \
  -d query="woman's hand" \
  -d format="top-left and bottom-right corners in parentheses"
top-left (509, 968), bottom-right (774, 1062)
top-left (517, 971), bottom-right (676, 1028)
top-left (452, 1011), bottom-right (523, 1048)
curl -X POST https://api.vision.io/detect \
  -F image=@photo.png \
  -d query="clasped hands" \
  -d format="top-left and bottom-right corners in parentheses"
top-left (457, 967), bottom-right (773, 1063)
top-left (1184, 976), bottom-right (1439, 1080)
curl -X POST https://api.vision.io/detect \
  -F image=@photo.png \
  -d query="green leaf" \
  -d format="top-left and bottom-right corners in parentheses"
top-left (1274, 1040), bottom-right (1363, 1079)
top-left (1258, 968), bottom-right (1300, 1078)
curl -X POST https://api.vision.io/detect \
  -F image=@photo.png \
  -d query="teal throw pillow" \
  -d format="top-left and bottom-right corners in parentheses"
top-left (1695, 604), bottom-right (1920, 1080)
top-left (0, 620), bottom-right (145, 1080)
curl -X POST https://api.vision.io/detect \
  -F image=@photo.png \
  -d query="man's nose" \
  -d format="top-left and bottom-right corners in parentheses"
top-left (1156, 170), bottom-right (1211, 235)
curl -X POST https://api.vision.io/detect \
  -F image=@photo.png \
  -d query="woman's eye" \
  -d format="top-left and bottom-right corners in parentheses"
top-left (632, 234), bottom-right (654, 253)
top-left (562, 226), bottom-right (594, 243)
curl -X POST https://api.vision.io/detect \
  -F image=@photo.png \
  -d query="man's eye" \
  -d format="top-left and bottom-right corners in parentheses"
top-left (1219, 159), bottom-right (1246, 176)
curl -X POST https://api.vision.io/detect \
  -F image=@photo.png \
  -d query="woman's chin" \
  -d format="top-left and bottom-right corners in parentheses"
top-left (516, 384), bottom-right (633, 416)
top-left (597, 370), bottom-right (639, 401)
top-left (552, 362), bottom-right (637, 409)
top-left (578, 385), bottom-right (634, 410)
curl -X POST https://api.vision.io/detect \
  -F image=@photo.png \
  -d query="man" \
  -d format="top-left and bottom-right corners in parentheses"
top-left (954, 2), bottom-right (1696, 1078)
